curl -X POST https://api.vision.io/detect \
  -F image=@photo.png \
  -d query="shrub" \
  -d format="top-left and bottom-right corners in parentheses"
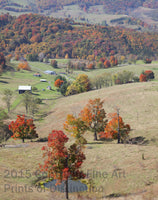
top-left (144, 58), bottom-right (152, 64)
top-left (35, 98), bottom-right (42, 104)
top-left (32, 86), bottom-right (38, 92)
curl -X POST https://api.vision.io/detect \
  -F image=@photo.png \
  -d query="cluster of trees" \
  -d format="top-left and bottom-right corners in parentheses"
top-left (65, 74), bottom-right (90, 96)
top-left (90, 70), bottom-right (138, 90)
top-left (0, 14), bottom-right (158, 60)
top-left (54, 73), bottom-right (91, 96)
top-left (8, 97), bottom-right (130, 144)
top-left (54, 75), bottom-right (70, 96)
top-left (97, 56), bottom-right (118, 68)
top-left (64, 98), bottom-right (130, 142)
top-left (7, 98), bottom-right (130, 198)
top-left (55, 69), bottom-right (154, 97)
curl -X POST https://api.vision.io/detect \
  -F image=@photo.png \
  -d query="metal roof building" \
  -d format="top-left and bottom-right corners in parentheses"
top-left (18, 86), bottom-right (32, 94)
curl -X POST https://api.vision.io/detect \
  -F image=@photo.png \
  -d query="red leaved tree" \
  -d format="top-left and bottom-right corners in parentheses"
top-left (139, 73), bottom-right (147, 82)
top-left (39, 130), bottom-right (86, 199)
top-left (9, 115), bottom-right (38, 143)
top-left (79, 98), bottom-right (107, 141)
top-left (99, 113), bottom-right (130, 143)
top-left (104, 59), bottom-right (111, 68)
top-left (54, 79), bottom-right (64, 88)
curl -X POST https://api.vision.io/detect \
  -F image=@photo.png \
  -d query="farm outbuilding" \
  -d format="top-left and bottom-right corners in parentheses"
top-left (33, 73), bottom-right (41, 77)
top-left (18, 86), bottom-right (32, 94)
top-left (40, 79), bottom-right (47, 82)
top-left (44, 70), bottom-right (57, 75)
top-left (47, 86), bottom-right (52, 90)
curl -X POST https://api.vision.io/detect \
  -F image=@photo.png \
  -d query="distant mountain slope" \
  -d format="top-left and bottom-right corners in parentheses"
top-left (0, 13), bottom-right (158, 59)
top-left (1, 0), bottom-right (158, 13)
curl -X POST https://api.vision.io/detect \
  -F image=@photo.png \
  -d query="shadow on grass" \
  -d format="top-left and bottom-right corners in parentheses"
top-left (127, 136), bottom-right (149, 145)
top-left (34, 110), bottom-right (55, 121)
top-left (105, 189), bottom-right (147, 198)
top-left (87, 141), bottom-right (106, 145)
top-left (0, 76), bottom-right (11, 79)
top-left (0, 80), bottom-right (8, 84)
top-left (35, 137), bottom-right (48, 142)
top-left (87, 137), bottom-right (149, 146)
top-left (31, 93), bottom-right (40, 96)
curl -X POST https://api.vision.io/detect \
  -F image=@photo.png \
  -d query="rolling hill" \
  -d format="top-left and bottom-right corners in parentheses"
top-left (0, 0), bottom-right (158, 30)
top-left (1, 80), bottom-right (158, 199)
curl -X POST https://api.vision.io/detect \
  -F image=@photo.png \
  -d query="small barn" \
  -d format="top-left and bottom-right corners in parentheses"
top-left (18, 86), bottom-right (32, 94)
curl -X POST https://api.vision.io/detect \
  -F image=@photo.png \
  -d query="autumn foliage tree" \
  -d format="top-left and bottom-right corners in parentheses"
top-left (9, 115), bottom-right (38, 143)
top-left (87, 63), bottom-right (95, 70)
top-left (139, 73), bottom-right (147, 82)
top-left (79, 98), bottom-right (107, 141)
top-left (39, 130), bottom-right (86, 199)
top-left (110, 55), bottom-right (118, 66)
top-left (64, 114), bottom-right (88, 146)
top-left (104, 59), bottom-right (111, 68)
top-left (54, 79), bottom-right (64, 88)
top-left (66, 74), bottom-right (90, 96)
top-left (17, 62), bottom-right (31, 71)
top-left (99, 113), bottom-right (130, 143)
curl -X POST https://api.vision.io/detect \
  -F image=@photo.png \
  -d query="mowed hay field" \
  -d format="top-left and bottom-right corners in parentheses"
top-left (1, 81), bottom-right (158, 200)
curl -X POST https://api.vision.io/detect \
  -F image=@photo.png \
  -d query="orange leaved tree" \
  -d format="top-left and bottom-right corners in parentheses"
top-left (17, 62), bottom-right (31, 71)
top-left (79, 98), bottom-right (107, 141)
top-left (99, 113), bottom-right (130, 143)
top-left (39, 130), bottom-right (86, 200)
top-left (139, 73), bottom-right (147, 82)
top-left (54, 79), bottom-right (64, 88)
top-left (9, 115), bottom-right (38, 143)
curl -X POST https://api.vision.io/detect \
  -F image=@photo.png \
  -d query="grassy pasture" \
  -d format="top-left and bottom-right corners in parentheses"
top-left (0, 61), bottom-right (158, 199)
top-left (74, 62), bottom-right (158, 80)
top-left (1, 81), bottom-right (158, 199)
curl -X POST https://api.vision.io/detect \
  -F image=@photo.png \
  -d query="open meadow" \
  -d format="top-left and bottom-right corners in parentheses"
top-left (0, 61), bottom-right (158, 199)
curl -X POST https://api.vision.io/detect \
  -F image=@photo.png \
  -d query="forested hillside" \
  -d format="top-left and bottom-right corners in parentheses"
top-left (0, 13), bottom-right (158, 60)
